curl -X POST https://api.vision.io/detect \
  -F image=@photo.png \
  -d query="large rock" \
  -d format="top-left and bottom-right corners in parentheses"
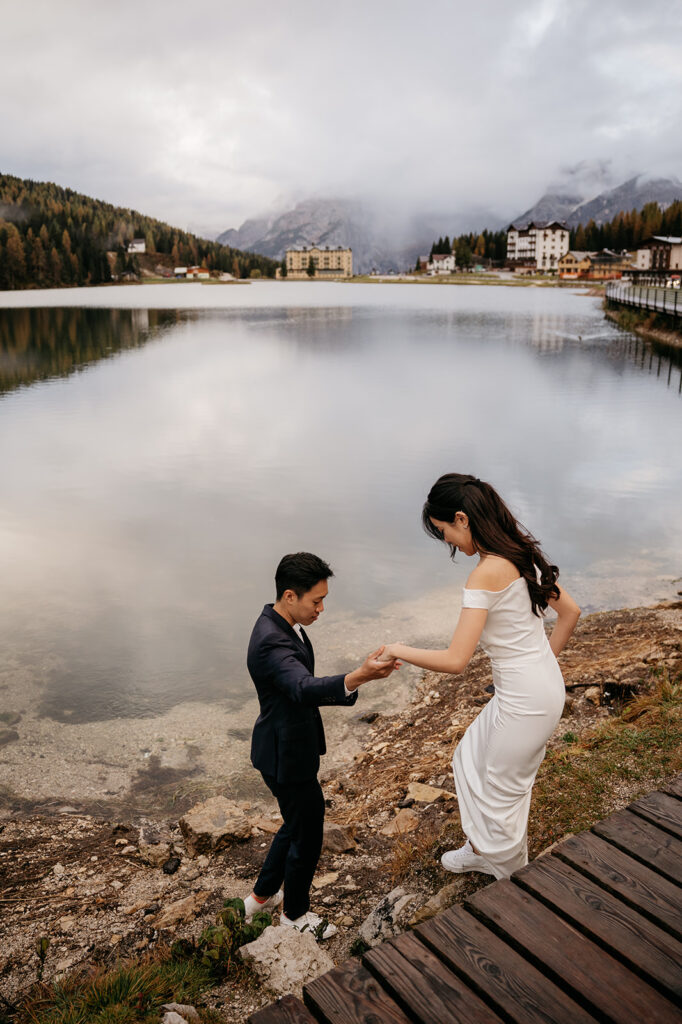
top-left (239, 925), bottom-right (334, 999)
top-left (406, 782), bottom-right (456, 803)
top-left (408, 880), bottom-right (466, 926)
top-left (379, 808), bottom-right (420, 836)
top-left (251, 816), bottom-right (282, 835)
top-left (179, 796), bottom-right (251, 857)
top-left (153, 891), bottom-right (210, 929)
top-left (161, 1004), bottom-right (199, 1023)
top-left (358, 887), bottom-right (421, 947)
top-left (322, 822), bottom-right (357, 853)
top-left (139, 840), bottom-right (173, 868)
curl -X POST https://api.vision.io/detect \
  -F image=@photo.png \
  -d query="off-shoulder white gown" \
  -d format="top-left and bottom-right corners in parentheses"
top-left (454, 576), bottom-right (565, 878)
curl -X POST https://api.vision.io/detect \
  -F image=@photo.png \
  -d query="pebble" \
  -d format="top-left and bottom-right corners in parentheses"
top-left (163, 856), bottom-right (182, 875)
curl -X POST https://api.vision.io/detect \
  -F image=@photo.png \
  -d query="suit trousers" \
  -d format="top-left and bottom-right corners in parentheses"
top-left (253, 772), bottom-right (325, 920)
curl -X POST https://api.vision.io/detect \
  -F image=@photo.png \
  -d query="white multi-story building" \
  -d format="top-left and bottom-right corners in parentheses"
top-left (506, 221), bottom-right (569, 272)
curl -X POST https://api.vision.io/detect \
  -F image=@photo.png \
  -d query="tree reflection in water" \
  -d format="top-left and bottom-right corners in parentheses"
top-left (0, 307), bottom-right (180, 394)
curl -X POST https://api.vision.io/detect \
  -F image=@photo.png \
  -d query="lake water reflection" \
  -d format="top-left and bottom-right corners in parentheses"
top-left (0, 283), bottom-right (680, 725)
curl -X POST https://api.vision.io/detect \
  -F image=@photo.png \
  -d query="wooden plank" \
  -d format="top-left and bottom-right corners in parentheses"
top-left (468, 879), bottom-right (680, 1023)
top-left (555, 831), bottom-right (682, 939)
top-left (304, 956), bottom-right (413, 1024)
top-left (593, 809), bottom-right (682, 884)
top-left (416, 904), bottom-right (597, 1024)
top-left (249, 993), bottom-right (319, 1024)
top-left (661, 774), bottom-right (682, 800)
top-left (628, 791), bottom-right (682, 840)
top-left (363, 931), bottom-right (504, 1024)
top-left (514, 855), bottom-right (682, 1001)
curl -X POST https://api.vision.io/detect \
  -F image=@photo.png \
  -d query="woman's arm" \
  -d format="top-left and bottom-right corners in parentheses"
top-left (383, 607), bottom-right (488, 674)
top-left (547, 585), bottom-right (581, 656)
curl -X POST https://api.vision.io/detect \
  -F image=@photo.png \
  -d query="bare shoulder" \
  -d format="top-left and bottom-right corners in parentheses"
top-left (467, 555), bottom-right (520, 592)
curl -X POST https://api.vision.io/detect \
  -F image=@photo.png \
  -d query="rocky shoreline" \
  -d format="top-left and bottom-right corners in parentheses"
top-left (1, 600), bottom-right (680, 1021)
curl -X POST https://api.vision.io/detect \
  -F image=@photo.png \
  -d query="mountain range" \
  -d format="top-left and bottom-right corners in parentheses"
top-left (216, 172), bottom-right (682, 273)
top-left (516, 173), bottom-right (682, 228)
top-left (216, 199), bottom-right (503, 274)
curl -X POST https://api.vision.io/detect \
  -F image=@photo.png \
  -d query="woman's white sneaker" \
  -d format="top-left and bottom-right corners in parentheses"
top-left (441, 840), bottom-right (495, 875)
top-left (243, 889), bottom-right (283, 921)
top-left (280, 910), bottom-right (337, 939)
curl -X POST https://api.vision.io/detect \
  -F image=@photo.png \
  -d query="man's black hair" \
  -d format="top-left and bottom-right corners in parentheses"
top-left (275, 552), bottom-right (333, 599)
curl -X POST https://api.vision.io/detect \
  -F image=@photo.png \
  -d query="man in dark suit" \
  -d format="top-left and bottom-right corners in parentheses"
top-left (243, 551), bottom-right (398, 937)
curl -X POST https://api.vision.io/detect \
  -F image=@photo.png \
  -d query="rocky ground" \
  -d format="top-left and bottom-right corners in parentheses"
top-left (0, 600), bottom-right (680, 1022)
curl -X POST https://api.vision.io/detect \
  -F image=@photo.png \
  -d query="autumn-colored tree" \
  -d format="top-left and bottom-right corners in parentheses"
top-left (31, 236), bottom-right (48, 284)
top-left (5, 224), bottom-right (27, 287)
top-left (49, 246), bottom-right (62, 285)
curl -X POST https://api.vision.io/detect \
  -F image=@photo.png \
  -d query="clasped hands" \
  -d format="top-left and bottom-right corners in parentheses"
top-left (345, 645), bottom-right (401, 691)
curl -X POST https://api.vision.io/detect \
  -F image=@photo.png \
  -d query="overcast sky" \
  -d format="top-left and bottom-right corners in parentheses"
top-left (2, 0), bottom-right (681, 238)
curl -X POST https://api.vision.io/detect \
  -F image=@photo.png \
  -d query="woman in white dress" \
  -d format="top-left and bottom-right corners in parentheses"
top-left (382, 473), bottom-right (581, 880)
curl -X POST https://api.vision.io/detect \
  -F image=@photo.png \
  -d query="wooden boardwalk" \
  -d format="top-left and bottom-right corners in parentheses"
top-left (249, 777), bottom-right (682, 1023)
top-left (606, 280), bottom-right (682, 318)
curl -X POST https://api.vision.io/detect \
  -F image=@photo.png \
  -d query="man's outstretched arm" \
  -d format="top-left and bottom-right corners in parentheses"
top-left (255, 641), bottom-right (398, 705)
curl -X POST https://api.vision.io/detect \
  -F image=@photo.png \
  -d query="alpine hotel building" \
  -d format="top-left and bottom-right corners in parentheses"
top-left (284, 246), bottom-right (353, 279)
top-left (506, 221), bottom-right (570, 272)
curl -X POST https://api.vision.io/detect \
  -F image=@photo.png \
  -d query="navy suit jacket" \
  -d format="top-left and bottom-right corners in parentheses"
top-left (248, 604), bottom-right (358, 785)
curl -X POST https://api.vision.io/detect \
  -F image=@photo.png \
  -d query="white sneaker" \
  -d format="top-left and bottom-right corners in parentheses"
top-left (243, 889), bottom-right (283, 921)
top-left (280, 910), bottom-right (337, 940)
top-left (441, 840), bottom-right (495, 875)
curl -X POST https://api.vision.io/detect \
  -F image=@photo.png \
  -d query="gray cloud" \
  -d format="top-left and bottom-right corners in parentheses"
top-left (2, 0), bottom-right (680, 237)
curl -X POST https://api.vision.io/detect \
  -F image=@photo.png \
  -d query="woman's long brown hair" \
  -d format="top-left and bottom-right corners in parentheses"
top-left (422, 473), bottom-right (560, 616)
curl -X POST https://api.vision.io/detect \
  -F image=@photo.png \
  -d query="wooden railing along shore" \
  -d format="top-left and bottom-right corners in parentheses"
top-left (606, 280), bottom-right (682, 318)
top-left (250, 776), bottom-right (682, 1024)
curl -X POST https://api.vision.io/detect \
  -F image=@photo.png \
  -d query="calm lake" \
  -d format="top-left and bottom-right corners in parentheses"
top-left (0, 282), bottom-right (680, 736)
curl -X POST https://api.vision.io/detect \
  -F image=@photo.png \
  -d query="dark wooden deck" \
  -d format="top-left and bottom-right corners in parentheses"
top-left (248, 777), bottom-right (682, 1023)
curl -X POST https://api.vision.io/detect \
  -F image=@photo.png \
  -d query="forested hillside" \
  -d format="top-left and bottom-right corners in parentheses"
top-left (568, 199), bottom-right (682, 251)
top-left (0, 173), bottom-right (278, 289)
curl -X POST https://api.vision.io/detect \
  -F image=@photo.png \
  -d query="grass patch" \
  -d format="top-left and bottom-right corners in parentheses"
top-left (17, 954), bottom-right (219, 1024)
top-left (8, 900), bottom-right (271, 1024)
top-left (389, 827), bottom-right (444, 885)
top-left (529, 669), bottom-right (681, 856)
